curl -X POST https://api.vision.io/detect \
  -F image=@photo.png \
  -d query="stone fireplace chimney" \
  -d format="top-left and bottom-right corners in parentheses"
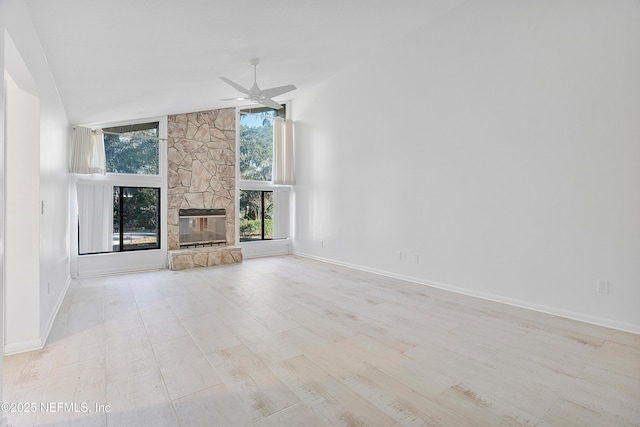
top-left (166, 108), bottom-right (242, 270)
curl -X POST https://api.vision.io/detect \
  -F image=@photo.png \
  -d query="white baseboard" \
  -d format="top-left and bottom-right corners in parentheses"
top-left (40, 274), bottom-right (72, 347)
top-left (76, 266), bottom-right (165, 279)
top-left (4, 338), bottom-right (44, 356)
top-left (292, 251), bottom-right (640, 336)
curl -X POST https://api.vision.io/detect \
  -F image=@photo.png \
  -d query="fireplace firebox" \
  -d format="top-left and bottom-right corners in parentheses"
top-left (179, 208), bottom-right (226, 247)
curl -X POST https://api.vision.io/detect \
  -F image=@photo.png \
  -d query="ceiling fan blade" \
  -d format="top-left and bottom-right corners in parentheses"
top-left (259, 97), bottom-right (284, 109)
top-left (220, 60), bottom-right (294, 110)
top-left (220, 97), bottom-right (249, 101)
top-left (220, 77), bottom-right (251, 95)
top-left (260, 84), bottom-right (297, 98)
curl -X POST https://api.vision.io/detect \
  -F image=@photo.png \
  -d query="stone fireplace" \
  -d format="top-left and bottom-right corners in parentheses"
top-left (166, 108), bottom-right (242, 270)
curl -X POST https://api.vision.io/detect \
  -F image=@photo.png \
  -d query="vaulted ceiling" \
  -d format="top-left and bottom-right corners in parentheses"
top-left (24, 0), bottom-right (466, 125)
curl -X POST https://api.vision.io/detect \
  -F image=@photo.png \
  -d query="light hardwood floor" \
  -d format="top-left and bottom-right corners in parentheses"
top-left (3, 255), bottom-right (640, 426)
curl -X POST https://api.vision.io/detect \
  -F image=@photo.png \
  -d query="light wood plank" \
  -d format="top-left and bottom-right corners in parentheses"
top-left (107, 370), bottom-right (177, 427)
top-left (210, 343), bottom-right (300, 421)
top-left (105, 325), bottom-right (157, 383)
top-left (253, 401), bottom-right (326, 427)
top-left (172, 383), bottom-right (254, 426)
top-left (151, 335), bottom-right (222, 400)
top-left (270, 354), bottom-right (396, 427)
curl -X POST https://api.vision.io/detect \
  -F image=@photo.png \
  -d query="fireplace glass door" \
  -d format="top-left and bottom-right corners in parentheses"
top-left (179, 210), bottom-right (226, 247)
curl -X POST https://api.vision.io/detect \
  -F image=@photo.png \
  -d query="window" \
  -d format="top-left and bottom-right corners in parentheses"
top-left (76, 120), bottom-right (165, 256)
top-left (239, 107), bottom-right (285, 181)
top-left (78, 186), bottom-right (161, 255)
top-left (238, 106), bottom-right (291, 243)
top-left (113, 187), bottom-right (160, 251)
top-left (104, 122), bottom-right (160, 174)
top-left (239, 190), bottom-right (273, 241)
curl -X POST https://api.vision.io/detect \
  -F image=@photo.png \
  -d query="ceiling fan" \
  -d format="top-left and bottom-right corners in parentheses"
top-left (220, 59), bottom-right (296, 110)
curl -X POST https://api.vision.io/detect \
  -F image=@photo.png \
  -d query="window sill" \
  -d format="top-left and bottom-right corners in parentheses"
top-left (238, 180), bottom-right (292, 190)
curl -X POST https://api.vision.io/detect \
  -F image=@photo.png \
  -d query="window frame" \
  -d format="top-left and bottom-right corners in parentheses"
top-left (112, 186), bottom-right (161, 252)
top-left (78, 185), bottom-right (161, 255)
top-left (239, 189), bottom-right (274, 242)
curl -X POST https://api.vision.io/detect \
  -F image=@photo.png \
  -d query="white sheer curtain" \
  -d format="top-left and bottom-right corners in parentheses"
top-left (69, 126), bottom-right (106, 174)
top-left (273, 117), bottom-right (295, 185)
top-left (76, 182), bottom-right (112, 254)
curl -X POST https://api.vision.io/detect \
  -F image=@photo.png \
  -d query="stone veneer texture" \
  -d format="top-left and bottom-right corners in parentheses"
top-left (167, 108), bottom-right (236, 251)
top-left (167, 246), bottom-right (243, 271)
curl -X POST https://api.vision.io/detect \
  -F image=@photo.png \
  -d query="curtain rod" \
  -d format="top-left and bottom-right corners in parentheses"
top-left (73, 127), bottom-right (167, 141)
top-left (101, 130), bottom-right (167, 141)
top-left (239, 112), bottom-right (275, 120)
top-left (239, 111), bottom-right (289, 121)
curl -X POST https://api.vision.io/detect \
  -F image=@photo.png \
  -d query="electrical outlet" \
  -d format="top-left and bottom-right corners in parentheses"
top-left (414, 254), bottom-right (420, 264)
top-left (320, 240), bottom-right (324, 247)
top-left (398, 251), bottom-right (403, 261)
top-left (47, 281), bottom-right (51, 294)
top-left (597, 280), bottom-right (610, 294)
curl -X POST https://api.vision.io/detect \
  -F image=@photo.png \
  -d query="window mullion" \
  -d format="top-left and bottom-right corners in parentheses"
top-left (261, 191), bottom-right (265, 240)
top-left (119, 187), bottom-right (124, 252)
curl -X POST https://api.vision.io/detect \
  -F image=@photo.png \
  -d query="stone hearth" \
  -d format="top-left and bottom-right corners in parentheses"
top-left (167, 245), bottom-right (242, 271)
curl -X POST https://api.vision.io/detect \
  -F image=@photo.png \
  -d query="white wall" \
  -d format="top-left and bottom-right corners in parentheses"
top-left (0, 26), bottom-right (5, 426)
top-left (4, 72), bottom-right (41, 349)
top-left (1, 0), bottom-right (71, 353)
top-left (292, 0), bottom-right (640, 333)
